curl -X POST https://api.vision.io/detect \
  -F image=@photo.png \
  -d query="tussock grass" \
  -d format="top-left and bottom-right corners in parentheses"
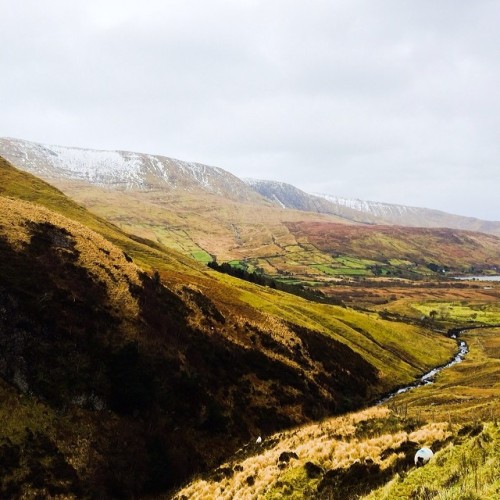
top-left (0, 196), bottom-right (142, 321)
top-left (173, 407), bottom-right (457, 499)
top-left (365, 422), bottom-right (500, 500)
top-left (175, 411), bottom-right (499, 500)
top-left (175, 326), bottom-right (500, 499)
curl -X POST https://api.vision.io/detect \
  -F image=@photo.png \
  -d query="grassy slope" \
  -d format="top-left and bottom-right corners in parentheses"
top-left (0, 157), bottom-right (207, 275)
top-left (10, 157), bottom-right (500, 287)
top-left (366, 326), bottom-right (500, 499)
top-left (1, 157), bottom-right (463, 496)
top-left (3, 194), bottom-right (385, 496)
top-left (44, 177), bottom-right (500, 281)
top-left (225, 275), bottom-right (452, 385)
top-left (0, 156), bottom-right (455, 390)
top-left (55, 179), bottom-right (351, 264)
top-left (388, 327), bottom-right (500, 423)
top-left (174, 326), bottom-right (500, 499)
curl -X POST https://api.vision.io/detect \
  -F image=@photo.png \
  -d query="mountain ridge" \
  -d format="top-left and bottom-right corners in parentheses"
top-left (316, 192), bottom-right (500, 236)
top-left (243, 178), bottom-right (500, 235)
top-left (0, 136), bottom-right (266, 204)
top-left (244, 178), bottom-right (381, 224)
top-left (1, 137), bottom-right (498, 237)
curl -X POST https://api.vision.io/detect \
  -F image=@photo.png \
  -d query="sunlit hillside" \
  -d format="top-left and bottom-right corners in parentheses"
top-left (286, 221), bottom-right (500, 277)
top-left (0, 157), bottom-right (457, 497)
top-left (174, 326), bottom-right (500, 499)
top-left (0, 156), bottom-right (455, 388)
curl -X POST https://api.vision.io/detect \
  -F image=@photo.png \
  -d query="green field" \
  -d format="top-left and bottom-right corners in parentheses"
top-left (415, 301), bottom-right (500, 325)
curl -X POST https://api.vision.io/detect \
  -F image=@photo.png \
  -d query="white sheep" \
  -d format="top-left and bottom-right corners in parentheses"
top-left (414, 447), bottom-right (434, 467)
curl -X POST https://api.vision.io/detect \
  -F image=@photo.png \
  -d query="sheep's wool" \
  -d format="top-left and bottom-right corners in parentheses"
top-left (414, 447), bottom-right (434, 466)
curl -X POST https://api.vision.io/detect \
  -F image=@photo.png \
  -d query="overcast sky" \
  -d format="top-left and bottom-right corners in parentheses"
top-left (1, 1), bottom-right (499, 220)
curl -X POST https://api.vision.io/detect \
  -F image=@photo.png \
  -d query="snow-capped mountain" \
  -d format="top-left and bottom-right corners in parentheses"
top-left (1, 137), bottom-right (498, 235)
top-left (244, 179), bottom-right (500, 235)
top-left (244, 179), bottom-right (380, 223)
top-left (0, 137), bottom-right (263, 203)
top-left (315, 193), bottom-right (500, 235)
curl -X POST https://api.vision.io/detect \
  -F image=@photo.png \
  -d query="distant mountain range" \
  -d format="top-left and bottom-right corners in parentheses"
top-left (244, 179), bottom-right (380, 224)
top-left (246, 179), bottom-right (500, 236)
top-left (1, 137), bottom-right (498, 236)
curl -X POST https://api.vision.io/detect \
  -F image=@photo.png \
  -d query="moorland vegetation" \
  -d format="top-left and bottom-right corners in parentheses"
top-left (0, 155), bottom-right (498, 498)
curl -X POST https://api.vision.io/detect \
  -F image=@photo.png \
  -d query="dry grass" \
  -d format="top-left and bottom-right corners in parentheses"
top-left (4, 155), bottom-right (496, 498)
top-left (173, 406), bottom-right (454, 500)
top-left (0, 196), bottom-right (141, 321)
top-left (174, 326), bottom-right (500, 499)
top-left (366, 422), bottom-right (500, 500)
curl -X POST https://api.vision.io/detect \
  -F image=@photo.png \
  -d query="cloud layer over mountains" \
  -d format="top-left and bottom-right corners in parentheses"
top-left (1, 1), bottom-right (499, 219)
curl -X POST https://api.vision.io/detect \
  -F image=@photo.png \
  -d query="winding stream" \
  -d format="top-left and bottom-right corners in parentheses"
top-left (376, 331), bottom-right (469, 405)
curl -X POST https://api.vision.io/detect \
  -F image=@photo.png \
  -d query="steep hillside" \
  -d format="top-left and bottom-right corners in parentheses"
top-left (0, 196), bottom-right (375, 497)
top-left (174, 408), bottom-right (499, 500)
top-left (0, 158), bottom-right (456, 497)
top-left (174, 326), bottom-right (500, 499)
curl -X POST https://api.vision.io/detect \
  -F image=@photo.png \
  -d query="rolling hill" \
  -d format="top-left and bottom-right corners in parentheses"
top-left (285, 221), bottom-right (500, 277)
top-left (0, 157), bottom-right (456, 497)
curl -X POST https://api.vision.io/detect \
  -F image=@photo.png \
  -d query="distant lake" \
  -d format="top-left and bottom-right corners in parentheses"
top-left (453, 276), bottom-right (500, 282)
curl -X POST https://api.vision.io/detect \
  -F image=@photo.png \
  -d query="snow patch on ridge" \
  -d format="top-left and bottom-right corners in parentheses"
top-left (0, 137), bottom-right (261, 201)
top-left (315, 193), bottom-right (423, 218)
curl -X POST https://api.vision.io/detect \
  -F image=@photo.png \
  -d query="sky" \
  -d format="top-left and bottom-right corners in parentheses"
top-left (1, 0), bottom-right (499, 220)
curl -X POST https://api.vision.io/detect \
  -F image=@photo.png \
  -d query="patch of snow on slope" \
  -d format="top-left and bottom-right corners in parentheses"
top-left (147, 155), bottom-right (169, 182)
top-left (177, 161), bottom-right (215, 189)
top-left (315, 193), bottom-right (422, 218)
top-left (272, 195), bottom-right (286, 208)
top-left (46, 145), bottom-right (144, 187)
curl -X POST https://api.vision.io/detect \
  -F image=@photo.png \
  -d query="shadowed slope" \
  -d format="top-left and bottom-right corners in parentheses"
top-left (0, 157), bottom-right (455, 496)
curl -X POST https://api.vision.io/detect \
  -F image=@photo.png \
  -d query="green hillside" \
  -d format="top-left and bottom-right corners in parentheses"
top-left (0, 157), bottom-right (456, 497)
top-left (174, 326), bottom-right (500, 499)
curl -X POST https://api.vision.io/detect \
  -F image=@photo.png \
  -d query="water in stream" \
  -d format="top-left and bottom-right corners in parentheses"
top-left (376, 332), bottom-right (469, 405)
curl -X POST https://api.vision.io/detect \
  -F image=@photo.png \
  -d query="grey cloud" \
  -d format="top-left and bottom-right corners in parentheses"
top-left (0, 0), bottom-right (499, 219)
